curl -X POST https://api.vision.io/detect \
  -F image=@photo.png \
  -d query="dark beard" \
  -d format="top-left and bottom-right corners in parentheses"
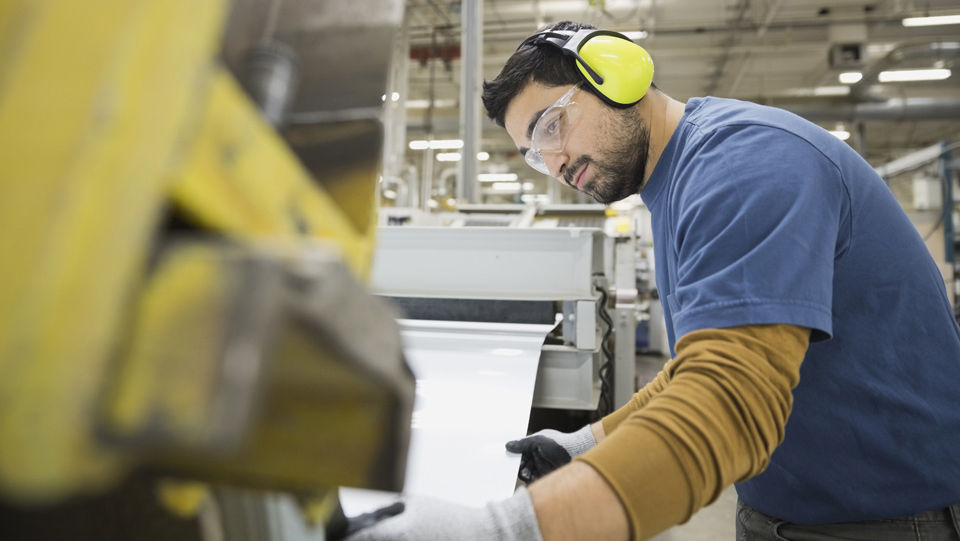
top-left (571, 107), bottom-right (650, 205)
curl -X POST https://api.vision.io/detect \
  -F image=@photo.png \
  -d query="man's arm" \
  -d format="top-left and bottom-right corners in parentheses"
top-left (590, 420), bottom-right (606, 444)
top-left (596, 359), bottom-right (676, 438)
top-left (508, 359), bottom-right (672, 480)
top-left (534, 324), bottom-right (810, 541)
top-left (529, 461), bottom-right (629, 541)
top-left (344, 323), bottom-right (807, 541)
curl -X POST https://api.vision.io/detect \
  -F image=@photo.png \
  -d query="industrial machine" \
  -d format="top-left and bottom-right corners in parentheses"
top-left (370, 204), bottom-right (654, 416)
top-left (378, 200), bottom-right (668, 413)
top-left (0, 0), bottom-right (414, 538)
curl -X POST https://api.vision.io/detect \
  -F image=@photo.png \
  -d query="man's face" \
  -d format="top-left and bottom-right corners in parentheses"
top-left (504, 82), bottom-right (650, 204)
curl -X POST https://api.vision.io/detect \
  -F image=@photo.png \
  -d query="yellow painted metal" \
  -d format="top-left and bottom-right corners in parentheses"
top-left (106, 245), bottom-right (234, 443)
top-left (156, 480), bottom-right (211, 519)
top-left (0, 0), bottom-right (394, 508)
top-left (154, 319), bottom-right (396, 491)
top-left (170, 71), bottom-right (379, 281)
top-left (300, 490), bottom-right (343, 527)
top-left (98, 239), bottom-right (408, 494)
top-left (0, 0), bottom-right (228, 502)
top-left (0, 0), bottom-right (395, 508)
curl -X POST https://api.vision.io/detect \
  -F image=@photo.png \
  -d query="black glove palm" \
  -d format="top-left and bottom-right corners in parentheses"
top-left (506, 435), bottom-right (573, 483)
top-left (328, 502), bottom-right (405, 541)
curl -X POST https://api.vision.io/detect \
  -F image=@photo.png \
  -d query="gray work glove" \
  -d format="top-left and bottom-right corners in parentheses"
top-left (342, 487), bottom-right (544, 541)
top-left (506, 425), bottom-right (597, 483)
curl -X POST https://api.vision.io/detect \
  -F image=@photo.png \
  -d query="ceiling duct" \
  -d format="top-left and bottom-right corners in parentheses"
top-left (779, 97), bottom-right (960, 122)
top-left (851, 41), bottom-right (960, 101)
top-left (779, 41), bottom-right (960, 122)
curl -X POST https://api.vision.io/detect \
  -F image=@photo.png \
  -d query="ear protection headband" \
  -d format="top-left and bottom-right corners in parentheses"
top-left (520, 29), bottom-right (654, 108)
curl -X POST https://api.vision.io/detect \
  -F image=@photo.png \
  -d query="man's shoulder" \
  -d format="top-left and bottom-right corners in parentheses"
top-left (685, 97), bottom-right (815, 141)
top-left (667, 99), bottom-right (850, 203)
top-left (679, 97), bottom-right (848, 175)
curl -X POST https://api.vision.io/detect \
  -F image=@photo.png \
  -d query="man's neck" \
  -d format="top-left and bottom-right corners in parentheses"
top-left (640, 91), bottom-right (686, 183)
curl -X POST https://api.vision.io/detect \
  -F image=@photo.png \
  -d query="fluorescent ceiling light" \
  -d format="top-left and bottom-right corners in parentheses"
top-left (786, 86), bottom-right (851, 97)
top-left (405, 99), bottom-right (457, 109)
top-left (829, 130), bottom-right (851, 141)
top-left (490, 182), bottom-right (535, 191)
top-left (902, 14), bottom-right (960, 27)
top-left (813, 86), bottom-right (850, 96)
top-left (878, 69), bottom-right (952, 82)
top-left (539, 1), bottom-right (589, 12)
top-left (478, 173), bottom-right (518, 182)
top-left (622, 31), bottom-right (648, 40)
top-left (829, 122), bottom-right (851, 141)
top-left (839, 72), bottom-right (863, 84)
top-left (441, 152), bottom-right (490, 161)
top-left (409, 139), bottom-right (464, 150)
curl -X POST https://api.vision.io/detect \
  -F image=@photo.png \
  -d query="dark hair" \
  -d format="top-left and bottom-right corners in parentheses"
top-left (482, 21), bottom-right (596, 128)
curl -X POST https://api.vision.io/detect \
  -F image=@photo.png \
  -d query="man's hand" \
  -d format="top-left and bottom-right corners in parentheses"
top-left (506, 425), bottom-right (597, 483)
top-left (342, 488), bottom-right (544, 541)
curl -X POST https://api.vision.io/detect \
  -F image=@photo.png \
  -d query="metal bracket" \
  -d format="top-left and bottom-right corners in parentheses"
top-left (532, 345), bottom-right (598, 410)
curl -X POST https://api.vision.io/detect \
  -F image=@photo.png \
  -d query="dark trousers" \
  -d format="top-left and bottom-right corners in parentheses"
top-left (736, 499), bottom-right (960, 541)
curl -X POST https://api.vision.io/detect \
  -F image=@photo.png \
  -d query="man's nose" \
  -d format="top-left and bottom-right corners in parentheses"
top-left (543, 152), bottom-right (569, 180)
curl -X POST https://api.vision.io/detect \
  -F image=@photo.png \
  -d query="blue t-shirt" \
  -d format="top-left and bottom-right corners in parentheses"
top-left (641, 97), bottom-right (960, 524)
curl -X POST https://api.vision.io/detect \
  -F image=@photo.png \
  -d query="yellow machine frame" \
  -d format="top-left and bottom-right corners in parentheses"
top-left (0, 0), bottom-right (400, 506)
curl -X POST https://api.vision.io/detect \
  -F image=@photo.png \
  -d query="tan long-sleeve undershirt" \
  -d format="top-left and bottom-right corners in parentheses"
top-left (575, 324), bottom-right (810, 541)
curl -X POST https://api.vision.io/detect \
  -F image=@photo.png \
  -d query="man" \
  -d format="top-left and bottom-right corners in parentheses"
top-left (346, 20), bottom-right (960, 541)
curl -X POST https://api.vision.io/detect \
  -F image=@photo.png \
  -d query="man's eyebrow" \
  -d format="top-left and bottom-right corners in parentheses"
top-left (525, 107), bottom-right (548, 140)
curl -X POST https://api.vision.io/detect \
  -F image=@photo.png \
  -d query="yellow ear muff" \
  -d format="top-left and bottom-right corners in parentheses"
top-left (576, 35), bottom-right (654, 106)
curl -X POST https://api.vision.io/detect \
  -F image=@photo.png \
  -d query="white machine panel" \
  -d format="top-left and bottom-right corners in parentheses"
top-left (370, 227), bottom-right (605, 301)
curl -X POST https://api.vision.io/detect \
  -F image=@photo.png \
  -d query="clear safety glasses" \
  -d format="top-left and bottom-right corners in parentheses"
top-left (524, 84), bottom-right (582, 175)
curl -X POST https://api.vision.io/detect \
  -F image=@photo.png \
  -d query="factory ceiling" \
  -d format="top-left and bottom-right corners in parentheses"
top-left (400, 0), bottom-right (960, 167)
top-left (222, 0), bottom-right (959, 203)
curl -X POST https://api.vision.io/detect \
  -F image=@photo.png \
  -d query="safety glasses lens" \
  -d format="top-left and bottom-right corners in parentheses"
top-left (525, 86), bottom-right (580, 176)
top-left (525, 149), bottom-right (550, 175)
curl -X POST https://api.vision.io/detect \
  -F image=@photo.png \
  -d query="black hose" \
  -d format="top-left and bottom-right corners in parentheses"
top-left (595, 285), bottom-right (616, 419)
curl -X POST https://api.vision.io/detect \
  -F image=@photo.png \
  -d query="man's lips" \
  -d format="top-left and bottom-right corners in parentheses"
top-left (573, 164), bottom-right (588, 189)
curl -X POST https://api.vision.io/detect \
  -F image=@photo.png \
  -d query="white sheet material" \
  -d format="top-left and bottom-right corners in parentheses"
top-left (340, 319), bottom-right (554, 516)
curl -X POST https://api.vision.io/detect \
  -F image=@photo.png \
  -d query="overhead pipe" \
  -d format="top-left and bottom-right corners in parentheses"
top-left (851, 42), bottom-right (960, 101)
top-left (775, 40), bottom-right (960, 153)
top-left (780, 97), bottom-right (960, 122)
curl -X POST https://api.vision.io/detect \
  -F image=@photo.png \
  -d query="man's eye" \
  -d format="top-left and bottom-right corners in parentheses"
top-left (544, 113), bottom-right (563, 135)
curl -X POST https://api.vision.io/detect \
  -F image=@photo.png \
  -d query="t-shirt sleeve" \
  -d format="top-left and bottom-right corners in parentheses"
top-left (667, 125), bottom-right (846, 341)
